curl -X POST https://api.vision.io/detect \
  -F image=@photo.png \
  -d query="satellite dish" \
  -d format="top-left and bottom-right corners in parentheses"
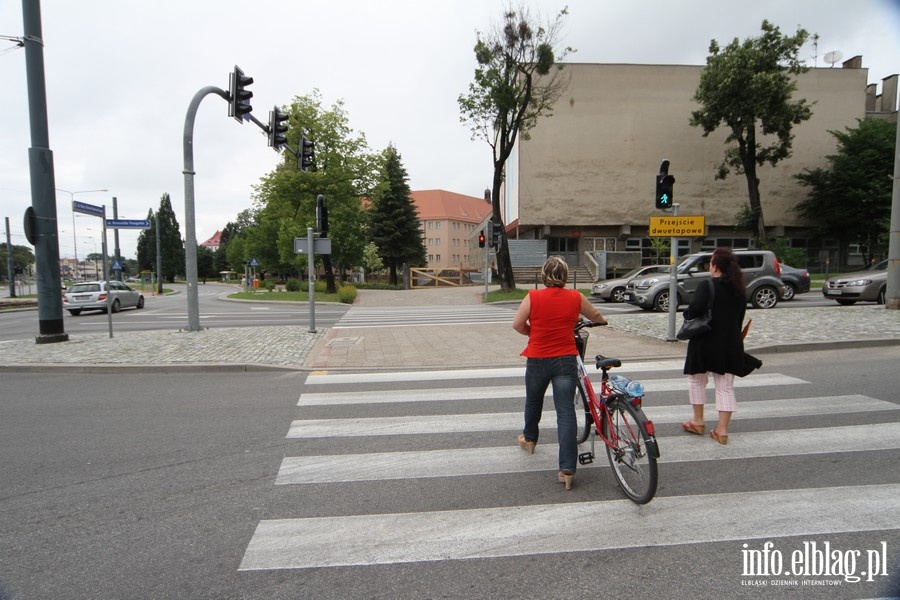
top-left (824, 50), bottom-right (843, 67)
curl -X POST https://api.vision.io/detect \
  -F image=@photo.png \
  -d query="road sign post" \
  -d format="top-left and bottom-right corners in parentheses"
top-left (294, 230), bottom-right (332, 333)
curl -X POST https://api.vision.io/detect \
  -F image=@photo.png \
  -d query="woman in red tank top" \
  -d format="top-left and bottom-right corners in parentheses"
top-left (512, 256), bottom-right (607, 489)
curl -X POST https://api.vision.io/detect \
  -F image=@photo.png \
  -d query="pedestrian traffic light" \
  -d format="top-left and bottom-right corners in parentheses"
top-left (655, 175), bottom-right (674, 209)
top-left (316, 195), bottom-right (329, 235)
top-left (228, 65), bottom-right (253, 123)
top-left (490, 221), bottom-right (503, 248)
top-left (478, 230), bottom-right (485, 248)
top-left (299, 134), bottom-right (316, 171)
top-left (268, 106), bottom-right (289, 150)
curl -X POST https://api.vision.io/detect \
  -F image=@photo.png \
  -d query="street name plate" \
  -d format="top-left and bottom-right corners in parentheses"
top-left (294, 237), bottom-right (332, 255)
top-left (649, 215), bottom-right (705, 237)
top-left (106, 219), bottom-right (151, 229)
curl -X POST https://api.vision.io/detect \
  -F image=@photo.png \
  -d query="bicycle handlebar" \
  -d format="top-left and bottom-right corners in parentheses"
top-left (575, 320), bottom-right (607, 332)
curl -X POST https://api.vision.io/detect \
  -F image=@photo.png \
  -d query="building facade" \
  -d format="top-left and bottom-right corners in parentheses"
top-left (505, 59), bottom-right (898, 272)
top-left (412, 189), bottom-right (494, 271)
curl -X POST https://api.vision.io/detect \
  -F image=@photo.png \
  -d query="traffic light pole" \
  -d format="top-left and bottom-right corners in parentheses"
top-left (666, 203), bottom-right (680, 341)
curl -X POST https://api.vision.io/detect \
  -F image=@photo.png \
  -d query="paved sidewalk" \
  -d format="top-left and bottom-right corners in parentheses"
top-left (1, 286), bottom-right (898, 372)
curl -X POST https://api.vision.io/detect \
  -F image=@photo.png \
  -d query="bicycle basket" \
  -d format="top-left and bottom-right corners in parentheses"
top-left (575, 330), bottom-right (588, 360)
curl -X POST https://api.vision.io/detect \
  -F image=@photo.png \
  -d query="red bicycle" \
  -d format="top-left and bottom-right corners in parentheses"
top-left (573, 321), bottom-right (660, 504)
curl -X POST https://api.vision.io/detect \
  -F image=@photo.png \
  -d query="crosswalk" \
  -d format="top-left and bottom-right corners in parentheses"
top-left (239, 359), bottom-right (900, 583)
top-left (333, 304), bottom-right (515, 328)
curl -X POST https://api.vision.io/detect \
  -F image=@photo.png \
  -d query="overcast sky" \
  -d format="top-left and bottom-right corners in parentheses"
top-left (2, 0), bottom-right (898, 261)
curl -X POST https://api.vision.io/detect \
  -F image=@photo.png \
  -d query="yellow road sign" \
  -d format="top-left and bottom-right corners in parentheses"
top-left (649, 215), bottom-right (705, 237)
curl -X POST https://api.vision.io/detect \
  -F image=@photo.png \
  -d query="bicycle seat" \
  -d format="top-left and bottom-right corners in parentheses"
top-left (595, 356), bottom-right (622, 370)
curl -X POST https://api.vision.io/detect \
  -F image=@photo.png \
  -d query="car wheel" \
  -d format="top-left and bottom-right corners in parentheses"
top-left (877, 287), bottom-right (886, 305)
top-left (137, 296), bottom-right (145, 309)
top-left (751, 286), bottom-right (778, 309)
top-left (653, 290), bottom-right (671, 312)
top-left (782, 283), bottom-right (796, 301)
top-left (836, 299), bottom-right (857, 305)
top-left (611, 287), bottom-right (626, 303)
top-left (111, 299), bottom-right (121, 313)
top-left (68, 309), bottom-right (81, 316)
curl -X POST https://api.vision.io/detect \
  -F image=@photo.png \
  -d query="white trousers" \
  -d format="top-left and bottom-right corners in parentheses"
top-left (688, 372), bottom-right (737, 413)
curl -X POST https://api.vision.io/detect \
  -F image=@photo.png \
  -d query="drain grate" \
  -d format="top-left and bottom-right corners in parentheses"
top-left (329, 337), bottom-right (361, 346)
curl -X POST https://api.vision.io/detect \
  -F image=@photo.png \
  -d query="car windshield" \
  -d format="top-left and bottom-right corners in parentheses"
top-left (869, 260), bottom-right (888, 271)
top-left (676, 257), bottom-right (707, 274)
top-left (68, 284), bottom-right (101, 293)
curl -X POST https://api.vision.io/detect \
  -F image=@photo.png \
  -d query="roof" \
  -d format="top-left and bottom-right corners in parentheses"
top-left (201, 230), bottom-right (223, 248)
top-left (411, 190), bottom-right (492, 224)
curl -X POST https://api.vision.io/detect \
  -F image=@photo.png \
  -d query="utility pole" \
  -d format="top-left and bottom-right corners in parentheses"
top-left (22, 0), bottom-right (67, 343)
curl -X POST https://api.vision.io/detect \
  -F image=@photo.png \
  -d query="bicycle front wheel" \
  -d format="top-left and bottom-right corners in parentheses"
top-left (602, 398), bottom-right (658, 504)
top-left (574, 381), bottom-right (592, 444)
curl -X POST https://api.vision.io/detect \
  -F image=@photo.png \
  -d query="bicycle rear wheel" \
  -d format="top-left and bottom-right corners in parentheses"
top-left (574, 381), bottom-right (592, 444)
top-left (602, 398), bottom-right (658, 504)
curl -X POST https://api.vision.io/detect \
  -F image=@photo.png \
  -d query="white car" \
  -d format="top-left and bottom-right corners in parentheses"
top-left (63, 280), bottom-right (145, 316)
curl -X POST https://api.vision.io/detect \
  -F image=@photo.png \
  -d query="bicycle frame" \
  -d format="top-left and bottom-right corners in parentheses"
top-left (574, 324), bottom-right (660, 463)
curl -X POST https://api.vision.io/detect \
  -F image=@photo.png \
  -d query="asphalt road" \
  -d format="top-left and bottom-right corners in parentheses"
top-left (1, 347), bottom-right (897, 599)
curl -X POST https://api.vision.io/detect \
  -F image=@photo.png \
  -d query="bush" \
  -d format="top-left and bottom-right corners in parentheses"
top-left (285, 278), bottom-right (301, 292)
top-left (264, 280), bottom-right (276, 292)
top-left (337, 284), bottom-right (357, 304)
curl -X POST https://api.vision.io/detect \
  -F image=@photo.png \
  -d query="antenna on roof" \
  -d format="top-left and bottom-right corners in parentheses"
top-left (824, 50), bottom-right (843, 68)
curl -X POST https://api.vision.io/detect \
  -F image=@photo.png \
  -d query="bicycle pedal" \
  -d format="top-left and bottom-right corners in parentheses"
top-left (578, 452), bottom-right (594, 465)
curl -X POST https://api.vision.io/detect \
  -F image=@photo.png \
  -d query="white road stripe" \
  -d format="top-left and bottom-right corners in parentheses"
top-left (276, 422), bottom-right (900, 484)
top-left (297, 373), bottom-right (807, 406)
top-left (304, 360), bottom-right (687, 385)
top-left (239, 483), bottom-right (900, 570)
top-left (287, 395), bottom-right (897, 438)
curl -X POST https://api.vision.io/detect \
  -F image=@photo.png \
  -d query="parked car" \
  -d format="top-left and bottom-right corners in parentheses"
top-left (63, 280), bottom-right (145, 316)
top-left (623, 249), bottom-right (784, 312)
top-left (591, 265), bottom-right (670, 302)
top-left (125, 276), bottom-right (140, 283)
top-left (778, 264), bottom-right (811, 301)
top-left (822, 259), bottom-right (888, 305)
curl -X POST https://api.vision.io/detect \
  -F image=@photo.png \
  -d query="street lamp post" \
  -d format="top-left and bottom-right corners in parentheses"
top-left (56, 189), bottom-right (107, 280)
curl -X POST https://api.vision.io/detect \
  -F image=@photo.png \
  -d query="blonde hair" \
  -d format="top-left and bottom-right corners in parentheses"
top-left (541, 255), bottom-right (569, 288)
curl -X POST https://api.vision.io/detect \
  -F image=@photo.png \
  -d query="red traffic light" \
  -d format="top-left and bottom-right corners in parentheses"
top-left (478, 231), bottom-right (485, 248)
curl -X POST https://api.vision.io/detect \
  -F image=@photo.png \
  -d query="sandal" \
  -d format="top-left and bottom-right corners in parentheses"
top-left (710, 430), bottom-right (728, 445)
top-left (681, 421), bottom-right (705, 435)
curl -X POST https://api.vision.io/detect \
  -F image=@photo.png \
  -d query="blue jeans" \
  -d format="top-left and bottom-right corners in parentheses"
top-left (522, 355), bottom-right (578, 472)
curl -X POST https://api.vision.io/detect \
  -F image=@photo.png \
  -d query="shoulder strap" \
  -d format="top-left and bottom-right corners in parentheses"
top-left (707, 278), bottom-right (715, 309)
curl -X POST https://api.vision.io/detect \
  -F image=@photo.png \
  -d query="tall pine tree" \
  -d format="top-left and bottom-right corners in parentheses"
top-left (370, 146), bottom-right (426, 286)
top-left (135, 193), bottom-right (185, 283)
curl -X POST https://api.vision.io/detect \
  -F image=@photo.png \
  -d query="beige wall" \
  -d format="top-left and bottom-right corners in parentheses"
top-left (422, 218), bottom-right (479, 270)
top-left (516, 63), bottom-right (869, 234)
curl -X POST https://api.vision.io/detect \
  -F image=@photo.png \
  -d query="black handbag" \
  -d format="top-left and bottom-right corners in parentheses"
top-left (676, 279), bottom-right (714, 340)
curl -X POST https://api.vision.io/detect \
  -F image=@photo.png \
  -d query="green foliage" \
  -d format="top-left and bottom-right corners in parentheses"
top-left (648, 237), bottom-right (670, 261)
top-left (794, 118), bottom-right (896, 266)
top-left (458, 4), bottom-right (573, 291)
top-left (0, 244), bottom-right (34, 276)
top-left (285, 278), bottom-right (301, 292)
top-left (362, 242), bottom-right (384, 274)
top-left (264, 279), bottom-right (276, 292)
top-left (763, 238), bottom-right (805, 266)
top-left (196, 245), bottom-right (217, 282)
top-left (690, 20), bottom-right (812, 242)
top-left (337, 284), bottom-right (357, 304)
top-left (136, 193), bottom-right (185, 283)
top-left (369, 146), bottom-right (427, 285)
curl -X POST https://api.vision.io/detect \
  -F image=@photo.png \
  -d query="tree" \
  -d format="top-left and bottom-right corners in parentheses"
top-left (196, 245), bottom-right (217, 283)
top-left (458, 3), bottom-right (573, 291)
top-left (690, 20), bottom-right (813, 244)
top-left (136, 193), bottom-right (185, 283)
top-left (794, 118), bottom-right (896, 267)
top-left (252, 91), bottom-right (375, 290)
top-left (369, 146), bottom-right (426, 286)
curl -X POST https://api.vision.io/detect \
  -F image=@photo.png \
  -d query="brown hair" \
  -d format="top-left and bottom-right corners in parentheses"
top-left (541, 256), bottom-right (569, 288)
top-left (711, 247), bottom-right (746, 296)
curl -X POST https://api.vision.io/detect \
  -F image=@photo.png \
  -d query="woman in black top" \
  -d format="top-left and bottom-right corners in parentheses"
top-left (681, 248), bottom-right (747, 445)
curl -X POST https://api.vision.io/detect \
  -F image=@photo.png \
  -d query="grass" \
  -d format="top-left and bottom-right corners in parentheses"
top-left (485, 287), bottom-right (593, 303)
top-left (229, 290), bottom-right (346, 303)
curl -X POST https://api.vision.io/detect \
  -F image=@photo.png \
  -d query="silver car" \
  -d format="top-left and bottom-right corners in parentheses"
top-left (822, 259), bottom-right (888, 305)
top-left (591, 265), bottom-right (670, 302)
top-left (63, 280), bottom-right (145, 316)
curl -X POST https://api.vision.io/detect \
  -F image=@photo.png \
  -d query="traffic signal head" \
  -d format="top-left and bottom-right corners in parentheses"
top-left (228, 66), bottom-right (253, 123)
top-left (478, 230), bottom-right (485, 248)
top-left (316, 195), bottom-right (329, 235)
top-left (655, 174), bottom-right (674, 209)
top-left (299, 134), bottom-right (316, 172)
top-left (268, 107), bottom-right (289, 150)
top-left (490, 221), bottom-right (503, 248)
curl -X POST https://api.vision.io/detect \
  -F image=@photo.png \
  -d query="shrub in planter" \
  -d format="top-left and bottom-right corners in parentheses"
top-left (337, 284), bottom-right (357, 304)
top-left (285, 278), bottom-right (301, 292)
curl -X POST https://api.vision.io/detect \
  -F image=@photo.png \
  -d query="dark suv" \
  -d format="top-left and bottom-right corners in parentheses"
top-left (623, 249), bottom-right (784, 312)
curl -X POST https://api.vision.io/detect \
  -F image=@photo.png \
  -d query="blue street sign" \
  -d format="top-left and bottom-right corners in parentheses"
top-left (105, 219), bottom-right (151, 229)
top-left (111, 261), bottom-right (123, 271)
top-left (249, 258), bottom-right (259, 266)
top-left (73, 200), bottom-right (104, 217)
